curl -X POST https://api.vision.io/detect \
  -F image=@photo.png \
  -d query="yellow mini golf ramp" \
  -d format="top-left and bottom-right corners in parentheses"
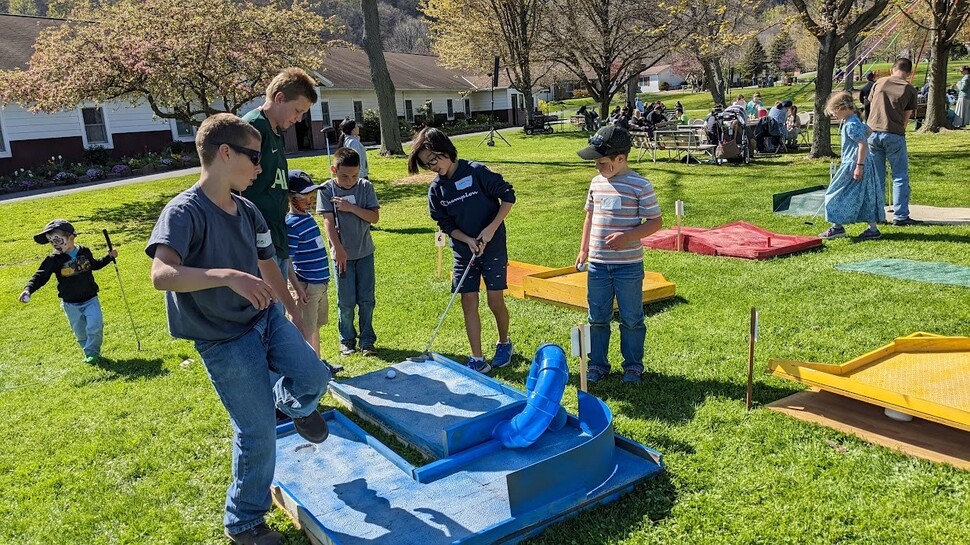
top-left (769, 333), bottom-right (970, 432)
top-left (500, 260), bottom-right (676, 310)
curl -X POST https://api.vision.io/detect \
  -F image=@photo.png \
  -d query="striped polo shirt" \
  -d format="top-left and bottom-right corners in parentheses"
top-left (585, 170), bottom-right (661, 264)
top-left (285, 212), bottom-right (330, 284)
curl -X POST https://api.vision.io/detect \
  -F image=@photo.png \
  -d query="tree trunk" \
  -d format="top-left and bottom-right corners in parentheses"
top-left (701, 57), bottom-right (726, 106)
top-left (626, 77), bottom-right (638, 109)
top-left (810, 32), bottom-right (838, 158)
top-left (361, 0), bottom-right (404, 156)
top-left (921, 32), bottom-right (952, 132)
top-left (843, 36), bottom-right (858, 92)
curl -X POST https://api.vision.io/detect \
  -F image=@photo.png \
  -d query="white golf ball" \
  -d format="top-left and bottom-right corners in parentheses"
top-left (22, 295), bottom-right (30, 303)
top-left (386, 369), bottom-right (397, 379)
top-left (576, 263), bottom-right (587, 272)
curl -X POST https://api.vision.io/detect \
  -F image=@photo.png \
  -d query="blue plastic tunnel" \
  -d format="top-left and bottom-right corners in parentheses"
top-left (493, 343), bottom-right (569, 449)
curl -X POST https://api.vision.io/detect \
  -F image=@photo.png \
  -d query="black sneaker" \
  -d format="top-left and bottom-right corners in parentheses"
top-left (226, 523), bottom-right (283, 545)
top-left (292, 410), bottom-right (329, 443)
top-left (892, 217), bottom-right (923, 226)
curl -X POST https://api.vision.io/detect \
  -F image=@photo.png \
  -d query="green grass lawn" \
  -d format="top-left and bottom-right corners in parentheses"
top-left (552, 59), bottom-right (970, 121)
top-left (1, 124), bottom-right (969, 544)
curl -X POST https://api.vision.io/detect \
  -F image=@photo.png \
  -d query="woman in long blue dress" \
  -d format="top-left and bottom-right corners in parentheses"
top-left (819, 91), bottom-right (884, 240)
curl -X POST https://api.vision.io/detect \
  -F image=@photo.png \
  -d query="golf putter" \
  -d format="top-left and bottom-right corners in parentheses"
top-left (103, 229), bottom-right (142, 351)
top-left (408, 251), bottom-right (479, 362)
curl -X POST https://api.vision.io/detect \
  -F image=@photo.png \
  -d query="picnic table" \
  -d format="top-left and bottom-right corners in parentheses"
top-left (652, 128), bottom-right (715, 164)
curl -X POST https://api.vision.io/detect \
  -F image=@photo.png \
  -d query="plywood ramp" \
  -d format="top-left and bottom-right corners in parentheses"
top-left (767, 389), bottom-right (970, 470)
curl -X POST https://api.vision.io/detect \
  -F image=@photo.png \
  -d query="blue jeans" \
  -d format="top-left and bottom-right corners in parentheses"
top-left (62, 297), bottom-right (103, 358)
top-left (868, 131), bottom-right (908, 220)
top-left (586, 261), bottom-right (646, 374)
top-left (336, 253), bottom-right (376, 348)
top-left (194, 306), bottom-right (330, 534)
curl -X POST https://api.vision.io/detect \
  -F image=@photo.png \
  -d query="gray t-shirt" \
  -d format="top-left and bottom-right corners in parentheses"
top-left (317, 179), bottom-right (380, 261)
top-left (145, 184), bottom-right (276, 342)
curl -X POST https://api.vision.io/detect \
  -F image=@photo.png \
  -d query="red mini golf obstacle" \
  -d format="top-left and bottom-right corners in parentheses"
top-left (640, 221), bottom-right (823, 260)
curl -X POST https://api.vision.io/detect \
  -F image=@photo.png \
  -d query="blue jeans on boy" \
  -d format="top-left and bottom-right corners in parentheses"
top-left (194, 305), bottom-right (330, 535)
top-left (62, 296), bottom-right (103, 358)
top-left (336, 253), bottom-right (376, 349)
top-left (868, 131), bottom-right (909, 221)
top-left (586, 261), bottom-right (646, 374)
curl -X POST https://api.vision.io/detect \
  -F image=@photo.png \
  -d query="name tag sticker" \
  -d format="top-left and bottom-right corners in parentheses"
top-left (256, 231), bottom-right (272, 248)
top-left (455, 176), bottom-right (473, 191)
top-left (343, 194), bottom-right (357, 205)
top-left (601, 196), bottom-right (621, 210)
top-left (312, 235), bottom-right (324, 249)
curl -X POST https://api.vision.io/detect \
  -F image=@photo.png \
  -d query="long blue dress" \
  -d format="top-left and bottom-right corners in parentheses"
top-left (824, 114), bottom-right (884, 225)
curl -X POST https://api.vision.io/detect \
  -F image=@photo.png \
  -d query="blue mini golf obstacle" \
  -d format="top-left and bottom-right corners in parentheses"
top-left (272, 345), bottom-right (664, 544)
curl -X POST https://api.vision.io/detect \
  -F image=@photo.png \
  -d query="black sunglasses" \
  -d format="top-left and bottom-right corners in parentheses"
top-left (215, 142), bottom-right (261, 165)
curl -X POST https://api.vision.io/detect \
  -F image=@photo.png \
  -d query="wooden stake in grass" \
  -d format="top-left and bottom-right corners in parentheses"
top-left (434, 231), bottom-right (446, 278)
top-left (675, 200), bottom-right (685, 252)
top-left (746, 307), bottom-right (758, 410)
top-left (571, 323), bottom-right (591, 392)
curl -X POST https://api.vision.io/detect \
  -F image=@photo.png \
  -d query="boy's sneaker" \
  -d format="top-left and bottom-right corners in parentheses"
top-left (622, 369), bottom-right (642, 384)
top-left (339, 343), bottom-right (356, 356)
top-left (361, 346), bottom-right (379, 357)
top-left (857, 227), bottom-right (882, 240)
top-left (892, 217), bottom-right (923, 226)
top-left (818, 225), bottom-right (845, 239)
top-left (467, 356), bottom-right (492, 375)
top-left (492, 341), bottom-right (514, 368)
top-left (586, 367), bottom-right (608, 383)
top-left (83, 354), bottom-right (100, 364)
top-left (226, 523), bottom-right (283, 545)
top-left (292, 410), bottom-right (329, 443)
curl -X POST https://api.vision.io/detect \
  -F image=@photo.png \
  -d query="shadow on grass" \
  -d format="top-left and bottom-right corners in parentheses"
top-left (78, 195), bottom-right (176, 241)
top-left (72, 356), bottom-right (168, 386)
top-left (876, 231), bottom-right (970, 244)
top-left (377, 226), bottom-right (436, 236)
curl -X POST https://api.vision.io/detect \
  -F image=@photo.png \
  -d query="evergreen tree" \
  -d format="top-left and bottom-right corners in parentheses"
top-left (741, 38), bottom-right (767, 81)
top-left (769, 30), bottom-right (795, 73)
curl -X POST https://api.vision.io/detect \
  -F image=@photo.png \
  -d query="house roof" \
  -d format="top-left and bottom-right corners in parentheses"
top-left (0, 14), bottom-right (66, 71)
top-left (321, 47), bottom-right (488, 92)
top-left (639, 64), bottom-right (672, 76)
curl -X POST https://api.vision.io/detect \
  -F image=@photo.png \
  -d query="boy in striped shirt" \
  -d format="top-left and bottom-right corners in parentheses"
top-left (575, 126), bottom-right (663, 384)
top-left (286, 170), bottom-right (330, 357)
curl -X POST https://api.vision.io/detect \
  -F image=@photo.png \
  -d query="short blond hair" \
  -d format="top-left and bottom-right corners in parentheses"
top-left (826, 91), bottom-right (857, 116)
top-left (195, 113), bottom-right (261, 166)
top-left (265, 67), bottom-right (318, 103)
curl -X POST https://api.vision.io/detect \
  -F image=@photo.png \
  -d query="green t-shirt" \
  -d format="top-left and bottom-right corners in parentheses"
top-left (241, 108), bottom-right (289, 259)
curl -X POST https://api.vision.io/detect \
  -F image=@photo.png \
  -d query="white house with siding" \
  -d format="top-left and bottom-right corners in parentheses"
top-left (0, 14), bottom-right (532, 175)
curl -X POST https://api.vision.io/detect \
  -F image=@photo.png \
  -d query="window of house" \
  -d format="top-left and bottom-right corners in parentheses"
top-left (447, 99), bottom-right (454, 119)
top-left (81, 107), bottom-right (109, 144)
top-left (174, 118), bottom-right (194, 138)
top-left (405, 99), bottom-right (414, 123)
top-left (320, 101), bottom-right (331, 126)
top-left (464, 98), bottom-right (471, 118)
top-left (353, 101), bottom-right (363, 123)
top-left (0, 115), bottom-right (7, 155)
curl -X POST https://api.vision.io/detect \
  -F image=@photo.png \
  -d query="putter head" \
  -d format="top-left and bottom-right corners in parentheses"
top-left (406, 353), bottom-right (432, 363)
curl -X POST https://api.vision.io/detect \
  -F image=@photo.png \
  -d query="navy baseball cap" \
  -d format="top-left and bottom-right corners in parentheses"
top-left (34, 219), bottom-right (75, 244)
top-left (287, 170), bottom-right (322, 194)
top-left (577, 126), bottom-right (632, 160)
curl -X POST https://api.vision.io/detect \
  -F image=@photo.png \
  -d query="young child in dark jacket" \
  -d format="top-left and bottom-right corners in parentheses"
top-left (20, 219), bottom-right (117, 363)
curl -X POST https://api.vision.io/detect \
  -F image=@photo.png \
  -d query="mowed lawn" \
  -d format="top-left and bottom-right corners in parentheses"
top-left (1, 123), bottom-right (968, 544)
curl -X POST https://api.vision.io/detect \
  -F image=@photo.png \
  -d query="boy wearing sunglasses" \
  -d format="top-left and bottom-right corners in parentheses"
top-left (406, 128), bottom-right (516, 374)
top-left (147, 114), bottom-right (330, 545)
top-left (20, 219), bottom-right (118, 364)
top-left (575, 126), bottom-right (663, 385)
top-left (241, 67), bottom-right (319, 306)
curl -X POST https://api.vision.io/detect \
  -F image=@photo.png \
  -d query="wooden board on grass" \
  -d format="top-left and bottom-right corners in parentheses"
top-left (767, 389), bottom-right (970, 470)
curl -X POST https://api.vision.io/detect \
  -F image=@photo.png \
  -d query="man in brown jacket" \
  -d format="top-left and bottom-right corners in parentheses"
top-left (867, 57), bottom-right (919, 226)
